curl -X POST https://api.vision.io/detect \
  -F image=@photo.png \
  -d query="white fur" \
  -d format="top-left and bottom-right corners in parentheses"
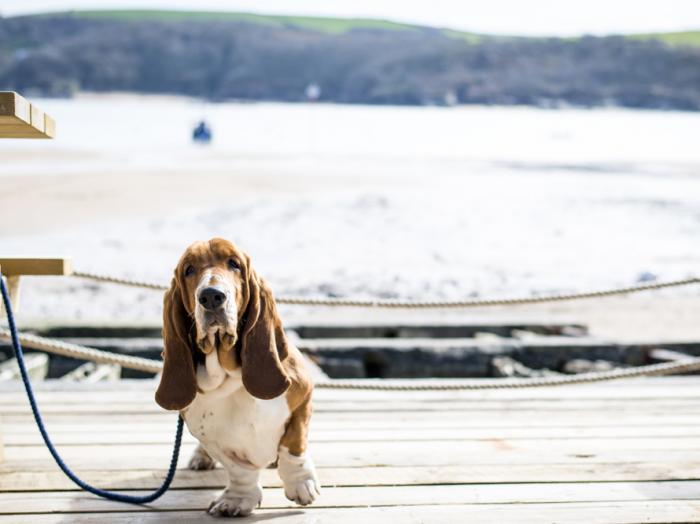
top-left (277, 446), bottom-right (321, 506)
top-left (183, 348), bottom-right (291, 515)
top-left (186, 300), bottom-right (320, 515)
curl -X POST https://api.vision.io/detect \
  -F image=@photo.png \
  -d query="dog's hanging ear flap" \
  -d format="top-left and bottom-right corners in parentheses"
top-left (240, 266), bottom-right (291, 400)
top-left (155, 277), bottom-right (197, 410)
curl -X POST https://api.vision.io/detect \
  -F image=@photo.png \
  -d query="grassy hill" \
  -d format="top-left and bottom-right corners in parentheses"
top-left (69, 9), bottom-right (429, 35)
top-left (632, 31), bottom-right (700, 47)
top-left (60, 9), bottom-right (700, 47)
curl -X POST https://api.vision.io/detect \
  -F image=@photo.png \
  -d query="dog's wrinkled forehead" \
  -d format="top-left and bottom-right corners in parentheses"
top-left (177, 238), bottom-right (247, 311)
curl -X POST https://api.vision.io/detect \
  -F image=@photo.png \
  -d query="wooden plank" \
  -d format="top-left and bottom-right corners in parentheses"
top-left (3, 376), bottom-right (699, 396)
top-left (6, 409), bottom-right (700, 428)
top-left (3, 501), bottom-right (700, 524)
top-left (59, 362), bottom-right (121, 383)
top-left (0, 92), bottom-right (30, 125)
top-left (6, 376), bottom-right (700, 401)
top-left (10, 423), bottom-right (700, 445)
top-left (8, 436), bottom-right (700, 460)
top-left (2, 462), bottom-right (700, 492)
top-left (8, 386), bottom-right (700, 403)
top-left (0, 258), bottom-right (72, 276)
top-left (0, 125), bottom-right (49, 138)
top-left (0, 354), bottom-right (48, 381)
top-left (30, 104), bottom-right (45, 133)
top-left (3, 394), bottom-right (700, 416)
top-left (7, 415), bottom-right (700, 441)
top-left (43, 113), bottom-right (56, 139)
top-left (0, 92), bottom-right (54, 139)
top-left (5, 444), bottom-right (700, 470)
top-left (3, 481), bottom-right (700, 515)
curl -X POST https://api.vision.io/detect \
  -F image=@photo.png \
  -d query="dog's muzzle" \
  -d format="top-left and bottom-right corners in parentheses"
top-left (195, 280), bottom-right (238, 353)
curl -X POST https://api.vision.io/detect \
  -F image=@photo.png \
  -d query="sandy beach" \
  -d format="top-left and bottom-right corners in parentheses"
top-left (1, 94), bottom-right (700, 342)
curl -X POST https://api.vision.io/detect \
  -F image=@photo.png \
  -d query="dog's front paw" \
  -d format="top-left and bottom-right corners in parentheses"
top-left (188, 445), bottom-right (217, 471)
top-left (207, 487), bottom-right (262, 517)
top-left (283, 477), bottom-right (321, 506)
top-left (277, 447), bottom-right (321, 506)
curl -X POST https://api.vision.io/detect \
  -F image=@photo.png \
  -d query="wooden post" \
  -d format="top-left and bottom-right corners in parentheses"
top-left (6, 276), bottom-right (20, 312)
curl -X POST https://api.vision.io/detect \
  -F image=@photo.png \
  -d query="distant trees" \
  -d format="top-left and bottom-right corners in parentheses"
top-left (1, 14), bottom-right (699, 110)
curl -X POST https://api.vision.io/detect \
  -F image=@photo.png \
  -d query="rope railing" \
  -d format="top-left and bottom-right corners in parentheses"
top-left (0, 327), bottom-right (163, 373)
top-left (71, 270), bottom-right (700, 308)
top-left (2, 326), bottom-right (700, 390)
top-left (1, 270), bottom-right (697, 390)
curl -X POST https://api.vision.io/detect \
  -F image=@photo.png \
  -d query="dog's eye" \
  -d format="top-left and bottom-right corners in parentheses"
top-left (227, 259), bottom-right (239, 271)
top-left (184, 265), bottom-right (195, 277)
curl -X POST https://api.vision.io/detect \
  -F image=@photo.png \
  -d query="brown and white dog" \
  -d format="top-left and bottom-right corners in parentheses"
top-left (155, 238), bottom-right (320, 517)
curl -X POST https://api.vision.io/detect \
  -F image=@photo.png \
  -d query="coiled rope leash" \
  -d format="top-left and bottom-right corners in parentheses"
top-left (0, 274), bottom-right (183, 504)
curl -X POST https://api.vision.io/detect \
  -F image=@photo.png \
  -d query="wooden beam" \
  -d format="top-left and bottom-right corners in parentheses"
top-left (43, 113), bottom-right (56, 139)
top-left (0, 258), bottom-right (72, 277)
top-left (0, 92), bottom-right (30, 125)
top-left (0, 354), bottom-right (49, 382)
top-left (0, 259), bottom-right (71, 317)
top-left (0, 92), bottom-right (55, 139)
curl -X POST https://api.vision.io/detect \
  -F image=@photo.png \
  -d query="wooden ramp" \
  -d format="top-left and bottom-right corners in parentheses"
top-left (1, 377), bottom-right (700, 523)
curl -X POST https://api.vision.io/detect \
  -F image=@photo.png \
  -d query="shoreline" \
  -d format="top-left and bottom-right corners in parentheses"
top-left (21, 91), bottom-right (700, 115)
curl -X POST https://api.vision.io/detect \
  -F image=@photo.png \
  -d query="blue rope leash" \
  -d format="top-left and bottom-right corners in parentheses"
top-left (0, 274), bottom-right (183, 504)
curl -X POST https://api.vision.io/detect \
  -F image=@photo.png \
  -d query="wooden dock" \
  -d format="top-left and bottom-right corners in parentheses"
top-left (1, 377), bottom-right (700, 523)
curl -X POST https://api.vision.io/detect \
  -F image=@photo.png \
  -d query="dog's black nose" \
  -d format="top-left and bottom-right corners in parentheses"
top-left (198, 287), bottom-right (227, 310)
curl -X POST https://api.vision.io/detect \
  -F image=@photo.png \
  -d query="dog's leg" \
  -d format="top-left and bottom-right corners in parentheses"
top-left (188, 443), bottom-right (217, 471)
top-left (207, 455), bottom-right (262, 517)
top-left (278, 398), bottom-right (320, 506)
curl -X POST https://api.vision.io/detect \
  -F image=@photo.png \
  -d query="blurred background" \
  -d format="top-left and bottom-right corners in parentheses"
top-left (1, 1), bottom-right (699, 340)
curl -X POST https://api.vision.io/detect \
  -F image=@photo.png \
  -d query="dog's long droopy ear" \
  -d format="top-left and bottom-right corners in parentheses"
top-left (240, 266), bottom-right (291, 400)
top-left (155, 277), bottom-right (197, 410)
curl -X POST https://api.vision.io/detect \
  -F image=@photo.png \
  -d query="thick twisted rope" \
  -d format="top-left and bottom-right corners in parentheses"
top-left (0, 327), bottom-right (163, 373)
top-left (3, 327), bottom-right (700, 389)
top-left (71, 271), bottom-right (700, 308)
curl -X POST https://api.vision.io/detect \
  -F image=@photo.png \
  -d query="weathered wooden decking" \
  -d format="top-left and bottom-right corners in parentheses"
top-left (1, 377), bottom-right (700, 523)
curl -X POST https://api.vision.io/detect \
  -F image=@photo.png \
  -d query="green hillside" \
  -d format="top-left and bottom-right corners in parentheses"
top-left (631, 31), bottom-right (700, 47)
top-left (70, 9), bottom-right (421, 34)
top-left (30, 10), bottom-right (700, 48)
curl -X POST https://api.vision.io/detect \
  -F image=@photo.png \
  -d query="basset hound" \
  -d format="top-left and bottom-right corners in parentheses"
top-left (155, 238), bottom-right (320, 517)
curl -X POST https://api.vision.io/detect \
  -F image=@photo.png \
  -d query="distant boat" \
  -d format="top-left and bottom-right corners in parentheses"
top-left (305, 83), bottom-right (321, 102)
top-left (192, 120), bottom-right (212, 144)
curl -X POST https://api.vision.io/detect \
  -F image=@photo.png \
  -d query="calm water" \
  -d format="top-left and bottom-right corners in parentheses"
top-left (2, 94), bottom-right (699, 176)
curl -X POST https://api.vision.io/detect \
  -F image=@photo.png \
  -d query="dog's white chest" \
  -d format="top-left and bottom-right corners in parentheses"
top-left (184, 362), bottom-right (290, 469)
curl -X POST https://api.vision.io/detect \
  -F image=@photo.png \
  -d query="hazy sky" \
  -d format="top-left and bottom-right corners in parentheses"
top-left (2, 0), bottom-right (700, 36)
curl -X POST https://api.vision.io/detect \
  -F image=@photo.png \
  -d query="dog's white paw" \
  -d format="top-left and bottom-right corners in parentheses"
top-left (277, 447), bottom-right (321, 506)
top-left (207, 487), bottom-right (262, 517)
top-left (283, 477), bottom-right (321, 506)
top-left (188, 447), bottom-right (217, 471)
